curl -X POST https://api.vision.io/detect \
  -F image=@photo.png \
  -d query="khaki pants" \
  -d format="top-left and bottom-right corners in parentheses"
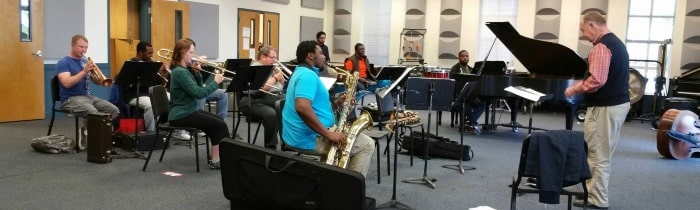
top-left (316, 132), bottom-right (376, 177)
top-left (583, 102), bottom-right (630, 207)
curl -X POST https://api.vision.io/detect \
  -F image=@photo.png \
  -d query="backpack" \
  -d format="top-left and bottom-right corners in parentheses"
top-left (31, 135), bottom-right (75, 154)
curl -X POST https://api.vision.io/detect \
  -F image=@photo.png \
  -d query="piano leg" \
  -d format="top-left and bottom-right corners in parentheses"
top-left (482, 98), bottom-right (498, 131)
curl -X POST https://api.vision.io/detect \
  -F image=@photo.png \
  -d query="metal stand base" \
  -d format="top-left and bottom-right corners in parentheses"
top-left (402, 176), bottom-right (437, 189)
top-left (376, 200), bottom-right (415, 210)
top-left (441, 164), bottom-right (476, 174)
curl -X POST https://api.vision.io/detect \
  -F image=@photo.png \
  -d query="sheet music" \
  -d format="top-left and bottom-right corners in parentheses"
top-left (319, 77), bottom-right (337, 91)
top-left (504, 86), bottom-right (546, 102)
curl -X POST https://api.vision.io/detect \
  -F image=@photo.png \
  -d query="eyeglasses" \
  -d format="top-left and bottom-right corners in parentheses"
top-left (265, 54), bottom-right (277, 60)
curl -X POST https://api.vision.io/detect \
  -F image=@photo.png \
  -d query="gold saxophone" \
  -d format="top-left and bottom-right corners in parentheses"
top-left (324, 65), bottom-right (373, 169)
top-left (384, 110), bottom-right (421, 132)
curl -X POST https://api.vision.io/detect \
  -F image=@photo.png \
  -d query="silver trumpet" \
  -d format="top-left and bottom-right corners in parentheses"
top-left (156, 48), bottom-right (232, 81)
top-left (273, 60), bottom-right (293, 80)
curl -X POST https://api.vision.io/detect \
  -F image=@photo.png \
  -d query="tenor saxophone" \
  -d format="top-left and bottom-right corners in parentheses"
top-left (324, 65), bottom-right (373, 169)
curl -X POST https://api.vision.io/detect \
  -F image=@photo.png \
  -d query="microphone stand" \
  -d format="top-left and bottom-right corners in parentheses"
top-left (402, 80), bottom-right (437, 189)
top-left (441, 93), bottom-right (476, 174)
top-left (376, 86), bottom-right (414, 210)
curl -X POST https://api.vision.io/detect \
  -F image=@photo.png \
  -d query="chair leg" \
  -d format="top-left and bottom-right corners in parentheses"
top-left (159, 131), bottom-right (174, 162)
top-left (194, 132), bottom-right (200, 172)
top-left (74, 117), bottom-right (81, 152)
top-left (375, 138), bottom-right (380, 184)
top-left (47, 111), bottom-right (56, 135)
top-left (143, 129), bottom-right (169, 171)
top-left (409, 127), bottom-right (414, 167)
top-left (252, 122), bottom-right (262, 145)
top-left (205, 135), bottom-right (211, 164)
top-left (247, 120), bottom-right (252, 144)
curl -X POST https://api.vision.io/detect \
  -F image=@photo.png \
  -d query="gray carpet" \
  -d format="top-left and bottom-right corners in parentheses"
top-left (1, 109), bottom-right (698, 210)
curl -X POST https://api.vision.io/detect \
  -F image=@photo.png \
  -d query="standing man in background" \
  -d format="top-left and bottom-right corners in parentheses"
top-left (317, 31), bottom-right (330, 62)
top-left (565, 11), bottom-right (630, 209)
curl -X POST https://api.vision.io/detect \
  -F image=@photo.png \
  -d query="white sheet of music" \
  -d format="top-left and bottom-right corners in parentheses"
top-left (504, 86), bottom-right (546, 102)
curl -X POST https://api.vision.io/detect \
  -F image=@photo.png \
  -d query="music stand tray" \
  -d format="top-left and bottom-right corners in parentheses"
top-left (377, 66), bottom-right (415, 99)
top-left (226, 65), bottom-right (274, 94)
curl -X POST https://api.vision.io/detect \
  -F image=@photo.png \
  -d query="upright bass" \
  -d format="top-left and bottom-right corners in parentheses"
top-left (656, 109), bottom-right (700, 160)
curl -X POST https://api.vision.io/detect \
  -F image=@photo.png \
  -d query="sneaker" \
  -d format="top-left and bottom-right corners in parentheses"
top-left (172, 130), bottom-right (191, 140)
top-left (464, 124), bottom-right (482, 135)
top-left (573, 198), bottom-right (608, 209)
top-left (209, 161), bottom-right (221, 169)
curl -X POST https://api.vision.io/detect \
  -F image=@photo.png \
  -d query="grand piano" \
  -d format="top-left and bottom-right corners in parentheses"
top-left (672, 66), bottom-right (700, 113)
top-left (453, 22), bottom-right (588, 131)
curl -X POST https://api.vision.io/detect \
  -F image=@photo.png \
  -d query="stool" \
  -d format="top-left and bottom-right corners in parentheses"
top-left (364, 130), bottom-right (391, 184)
top-left (384, 122), bottom-right (425, 167)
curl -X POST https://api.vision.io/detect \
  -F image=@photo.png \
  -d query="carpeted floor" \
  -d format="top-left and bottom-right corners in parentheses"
top-left (1, 109), bottom-right (698, 209)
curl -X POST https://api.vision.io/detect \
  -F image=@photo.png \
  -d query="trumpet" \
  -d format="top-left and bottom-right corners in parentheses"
top-left (273, 60), bottom-right (292, 80)
top-left (156, 49), bottom-right (232, 81)
top-left (86, 57), bottom-right (113, 86)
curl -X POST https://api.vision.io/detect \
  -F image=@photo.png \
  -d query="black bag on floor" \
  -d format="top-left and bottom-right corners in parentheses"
top-left (220, 138), bottom-right (374, 210)
top-left (401, 131), bottom-right (474, 161)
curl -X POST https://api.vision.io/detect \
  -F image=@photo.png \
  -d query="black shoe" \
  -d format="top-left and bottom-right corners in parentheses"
top-left (208, 161), bottom-right (221, 169)
top-left (573, 198), bottom-right (608, 209)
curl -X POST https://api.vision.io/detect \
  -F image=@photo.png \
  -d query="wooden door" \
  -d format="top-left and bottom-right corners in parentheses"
top-left (238, 9), bottom-right (262, 59)
top-left (263, 12), bottom-right (279, 51)
top-left (0, 0), bottom-right (44, 122)
top-left (151, 0), bottom-right (190, 55)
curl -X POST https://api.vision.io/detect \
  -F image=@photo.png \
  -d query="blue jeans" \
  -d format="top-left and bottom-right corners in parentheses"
top-left (196, 89), bottom-right (228, 120)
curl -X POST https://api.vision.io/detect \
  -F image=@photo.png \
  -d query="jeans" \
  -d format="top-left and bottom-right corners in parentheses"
top-left (61, 95), bottom-right (120, 119)
top-left (128, 96), bottom-right (155, 131)
top-left (197, 89), bottom-right (228, 120)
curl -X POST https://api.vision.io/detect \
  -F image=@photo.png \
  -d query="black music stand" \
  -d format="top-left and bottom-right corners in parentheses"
top-left (225, 58), bottom-right (252, 73)
top-left (504, 86), bottom-right (552, 134)
top-left (441, 82), bottom-right (477, 174)
top-left (227, 65), bottom-right (274, 134)
top-left (116, 61), bottom-right (163, 143)
top-left (402, 77), bottom-right (454, 189)
top-left (405, 78), bottom-right (454, 136)
top-left (376, 66), bottom-right (416, 210)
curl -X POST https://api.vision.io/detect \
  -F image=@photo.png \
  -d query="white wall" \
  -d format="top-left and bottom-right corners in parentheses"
top-left (68, 0), bottom-right (686, 76)
top-left (84, 0), bottom-right (109, 63)
top-left (186, 0), bottom-right (328, 62)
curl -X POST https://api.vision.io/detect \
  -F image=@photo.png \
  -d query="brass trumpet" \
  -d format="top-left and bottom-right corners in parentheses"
top-left (86, 57), bottom-right (113, 86)
top-left (156, 49), bottom-right (232, 81)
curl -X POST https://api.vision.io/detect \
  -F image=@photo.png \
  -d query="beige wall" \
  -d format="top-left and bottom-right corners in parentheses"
top-left (74, 0), bottom-right (687, 77)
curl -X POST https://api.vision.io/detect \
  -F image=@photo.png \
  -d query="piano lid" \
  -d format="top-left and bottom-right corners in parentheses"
top-left (486, 22), bottom-right (587, 79)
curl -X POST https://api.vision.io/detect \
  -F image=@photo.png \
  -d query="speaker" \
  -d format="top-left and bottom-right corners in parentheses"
top-left (87, 113), bottom-right (112, 164)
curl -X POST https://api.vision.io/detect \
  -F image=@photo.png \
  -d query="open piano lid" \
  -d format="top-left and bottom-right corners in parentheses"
top-left (486, 22), bottom-right (587, 79)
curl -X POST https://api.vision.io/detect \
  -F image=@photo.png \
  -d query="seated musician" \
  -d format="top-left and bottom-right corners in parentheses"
top-left (168, 38), bottom-right (229, 169)
top-left (449, 50), bottom-right (485, 134)
top-left (185, 38), bottom-right (229, 121)
top-left (344, 43), bottom-right (376, 90)
top-left (56, 35), bottom-right (120, 148)
top-left (120, 41), bottom-right (164, 132)
top-left (282, 40), bottom-right (375, 177)
top-left (239, 46), bottom-right (286, 149)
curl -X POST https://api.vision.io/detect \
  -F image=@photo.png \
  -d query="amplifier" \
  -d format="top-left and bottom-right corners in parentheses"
top-left (87, 113), bottom-right (112, 164)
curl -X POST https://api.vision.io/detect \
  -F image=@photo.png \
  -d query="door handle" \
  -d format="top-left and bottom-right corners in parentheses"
top-left (32, 50), bottom-right (43, 57)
